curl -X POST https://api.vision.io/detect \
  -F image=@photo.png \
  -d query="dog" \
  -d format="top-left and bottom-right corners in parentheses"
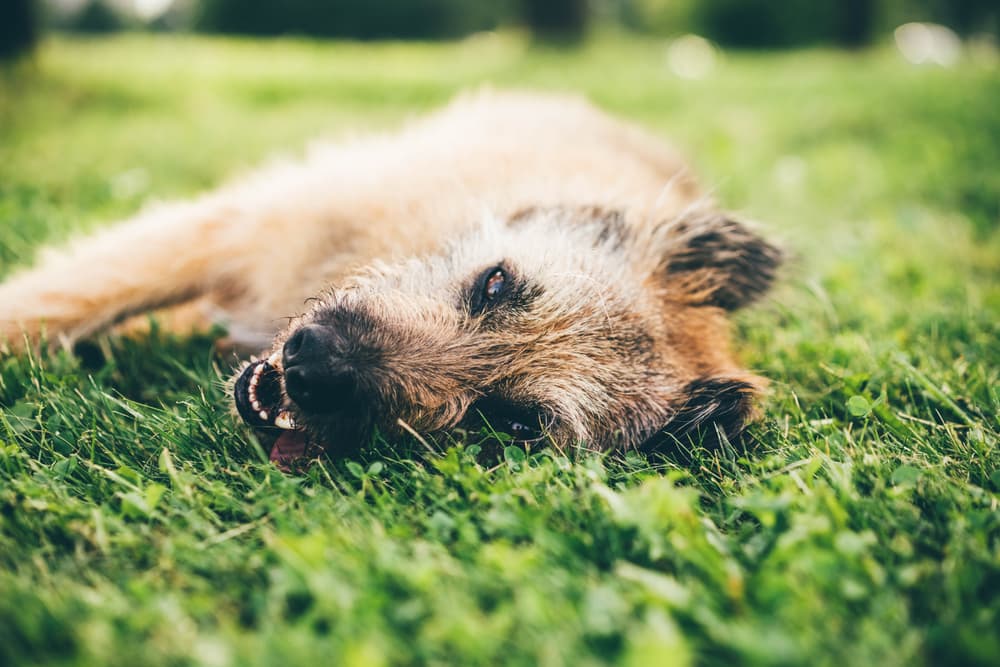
top-left (0, 91), bottom-right (781, 464)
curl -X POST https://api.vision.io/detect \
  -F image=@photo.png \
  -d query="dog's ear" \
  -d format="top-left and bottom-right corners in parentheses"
top-left (648, 210), bottom-right (782, 310)
top-left (644, 376), bottom-right (761, 450)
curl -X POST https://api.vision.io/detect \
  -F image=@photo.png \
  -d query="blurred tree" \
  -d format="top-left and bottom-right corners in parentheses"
top-left (33, 0), bottom-right (992, 45)
top-left (0, 0), bottom-right (39, 61)
top-left (521, 0), bottom-right (589, 42)
top-left (72, 1), bottom-right (125, 33)
top-left (617, 0), bottom-right (996, 46)
top-left (912, 0), bottom-right (998, 35)
top-left (195, 0), bottom-right (513, 39)
top-left (838, 0), bottom-right (876, 47)
top-left (692, 0), bottom-right (837, 48)
top-left (614, 0), bottom-right (696, 35)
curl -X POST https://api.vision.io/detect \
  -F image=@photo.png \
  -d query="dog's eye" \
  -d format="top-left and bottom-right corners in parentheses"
top-left (468, 397), bottom-right (547, 443)
top-left (484, 269), bottom-right (506, 300)
top-left (470, 265), bottom-right (508, 315)
top-left (508, 419), bottom-right (541, 440)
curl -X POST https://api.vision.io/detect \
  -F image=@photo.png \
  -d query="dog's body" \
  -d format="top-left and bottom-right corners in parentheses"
top-left (0, 91), bottom-right (781, 459)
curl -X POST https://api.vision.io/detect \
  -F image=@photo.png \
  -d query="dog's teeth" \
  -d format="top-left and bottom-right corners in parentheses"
top-left (267, 351), bottom-right (281, 366)
top-left (259, 410), bottom-right (269, 421)
top-left (251, 399), bottom-right (261, 411)
top-left (274, 411), bottom-right (296, 430)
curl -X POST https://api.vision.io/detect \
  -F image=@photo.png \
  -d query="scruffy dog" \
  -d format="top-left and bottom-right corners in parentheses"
top-left (0, 91), bottom-right (781, 464)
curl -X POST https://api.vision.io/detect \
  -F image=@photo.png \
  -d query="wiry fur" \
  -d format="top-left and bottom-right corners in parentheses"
top-left (0, 90), bottom-right (781, 454)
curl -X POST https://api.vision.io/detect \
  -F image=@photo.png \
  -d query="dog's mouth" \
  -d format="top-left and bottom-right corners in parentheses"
top-left (234, 356), bottom-right (554, 470)
top-left (233, 355), bottom-right (313, 468)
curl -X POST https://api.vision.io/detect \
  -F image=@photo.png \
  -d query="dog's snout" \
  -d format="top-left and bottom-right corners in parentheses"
top-left (282, 324), bottom-right (363, 414)
top-left (282, 324), bottom-right (333, 369)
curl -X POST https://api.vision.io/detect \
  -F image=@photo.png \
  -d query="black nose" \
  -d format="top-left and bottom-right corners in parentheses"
top-left (282, 324), bottom-right (361, 414)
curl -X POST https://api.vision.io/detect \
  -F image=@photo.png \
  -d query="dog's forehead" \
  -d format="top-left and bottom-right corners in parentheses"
top-left (346, 210), bottom-right (640, 309)
top-left (445, 211), bottom-right (632, 280)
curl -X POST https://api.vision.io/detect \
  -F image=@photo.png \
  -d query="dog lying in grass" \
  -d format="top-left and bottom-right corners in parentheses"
top-left (0, 91), bottom-right (781, 464)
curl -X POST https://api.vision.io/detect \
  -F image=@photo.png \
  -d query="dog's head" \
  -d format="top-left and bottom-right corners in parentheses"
top-left (233, 205), bottom-right (781, 465)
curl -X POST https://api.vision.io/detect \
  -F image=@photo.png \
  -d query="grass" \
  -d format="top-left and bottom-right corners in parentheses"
top-left (0, 34), bottom-right (998, 666)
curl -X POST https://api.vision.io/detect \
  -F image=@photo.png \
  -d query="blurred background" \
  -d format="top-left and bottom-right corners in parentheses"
top-left (1, 0), bottom-right (998, 58)
top-left (1, 0), bottom-right (997, 264)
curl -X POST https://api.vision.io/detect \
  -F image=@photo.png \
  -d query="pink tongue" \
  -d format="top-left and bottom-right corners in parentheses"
top-left (270, 431), bottom-right (311, 471)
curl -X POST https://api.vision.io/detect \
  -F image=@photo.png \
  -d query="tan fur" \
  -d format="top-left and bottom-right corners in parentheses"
top-left (0, 90), bottom-right (780, 453)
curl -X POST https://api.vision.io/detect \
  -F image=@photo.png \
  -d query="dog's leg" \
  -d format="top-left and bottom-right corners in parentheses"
top-left (0, 195), bottom-right (255, 351)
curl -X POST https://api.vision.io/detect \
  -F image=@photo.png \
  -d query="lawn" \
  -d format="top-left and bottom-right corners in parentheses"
top-left (0, 34), bottom-right (998, 666)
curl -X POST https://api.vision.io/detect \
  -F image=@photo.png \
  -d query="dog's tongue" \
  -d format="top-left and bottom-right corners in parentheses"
top-left (270, 430), bottom-right (311, 470)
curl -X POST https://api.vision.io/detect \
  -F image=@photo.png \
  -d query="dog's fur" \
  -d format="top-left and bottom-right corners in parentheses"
top-left (0, 91), bottom-right (781, 455)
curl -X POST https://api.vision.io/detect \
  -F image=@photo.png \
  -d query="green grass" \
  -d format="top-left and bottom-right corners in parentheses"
top-left (1, 34), bottom-right (998, 666)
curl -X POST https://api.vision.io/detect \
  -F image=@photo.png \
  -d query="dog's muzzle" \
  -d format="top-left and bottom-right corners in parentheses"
top-left (234, 354), bottom-right (312, 469)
